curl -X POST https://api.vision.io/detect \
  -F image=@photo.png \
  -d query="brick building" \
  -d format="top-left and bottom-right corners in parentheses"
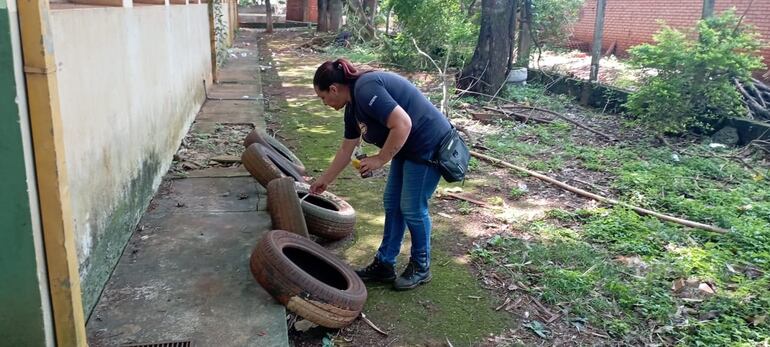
top-left (570, 0), bottom-right (770, 74)
top-left (286, 0), bottom-right (318, 22)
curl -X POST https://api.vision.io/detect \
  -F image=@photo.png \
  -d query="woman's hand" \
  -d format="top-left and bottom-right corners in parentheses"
top-left (359, 155), bottom-right (386, 176)
top-left (309, 174), bottom-right (332, 195)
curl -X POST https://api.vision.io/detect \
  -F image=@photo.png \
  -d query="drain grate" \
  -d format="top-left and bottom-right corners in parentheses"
top-left (121, 340), bottom-right (193, 347)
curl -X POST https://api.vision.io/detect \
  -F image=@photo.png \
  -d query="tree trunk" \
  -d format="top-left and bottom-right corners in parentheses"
top-left (364, 0), bottom-right (377, 24)
top-left (506, 0), bottom-right (518, 71)
top-left (588, 0), bottom-right (606, 82)
top-left (345, 0), bottom-right (376, 40)
top-left (265, 0), bottom-right (273, 33)
top-left (580, 0), bottom-right (606, 105)
top-left (515, 0), bottom-right (531, 68)
top-left (385, 5), bottom-right (391, 35)
top-left (457, 0), bottom-right (518, 95)
top-left (329, 0), bottom-right (343, 31)
top-left (702, 0), bottom-right (715, 18)
top-left (318, 0), bottom-right (329, 32)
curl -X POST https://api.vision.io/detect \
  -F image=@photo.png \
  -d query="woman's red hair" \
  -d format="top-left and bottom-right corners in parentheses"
top-left (313, 58), bottom-right (370, 91)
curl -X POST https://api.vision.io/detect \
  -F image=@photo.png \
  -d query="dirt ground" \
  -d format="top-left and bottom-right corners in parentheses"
top-left (256, 29), bottom-right (663, 346)
top-left (532, 50), bottom-right (645, 90)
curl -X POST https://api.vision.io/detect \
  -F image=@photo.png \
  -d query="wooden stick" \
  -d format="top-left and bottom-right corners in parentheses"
top-left (736, 79), bottom-right (770, 119)
top-left (360, 312), bottom-right (388, 336)
top-left (470, 150), bottom-right (731, 234)
top-left (444, 192), bottom-right (489, 207)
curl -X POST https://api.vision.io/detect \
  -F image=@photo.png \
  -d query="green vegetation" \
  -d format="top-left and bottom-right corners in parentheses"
top-left (626, 10), bottom-right (765, 133)
top-left (324, 43), bottom-right (378, 64)
top-left (503, 83), bottom-right (574, 113)
top-left (530, 0), bottom-right (585, 50)
top-left (268, 23), bottom-right (770, 344)
top-left (380, 0), bottom-right (479, 69)
top-left (472, 86), bottom-right (770, 343)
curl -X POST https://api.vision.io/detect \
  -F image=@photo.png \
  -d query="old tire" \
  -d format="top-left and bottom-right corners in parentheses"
top-left (267, 177), bottom-right (310, 238)
top-left (294, 182), bottom-right (356, 240)
top-left (242, 143), bottom-right (305, 187)
top-left (244, 129), bottom-right (306, 175)
top-left (250, 230), bottom-right (367, 328)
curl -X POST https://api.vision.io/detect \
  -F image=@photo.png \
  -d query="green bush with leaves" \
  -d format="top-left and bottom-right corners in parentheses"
top-left (381, 0), bottom-right (478, 69)
top-left (626, 10), bottom-right (765, 133)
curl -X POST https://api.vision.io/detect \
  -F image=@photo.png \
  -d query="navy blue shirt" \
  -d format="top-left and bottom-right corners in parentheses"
top-left (344, 71), bottom-right (451, 161)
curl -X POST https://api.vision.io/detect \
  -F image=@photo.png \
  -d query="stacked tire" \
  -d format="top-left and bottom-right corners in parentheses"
top-left (250, 230), bottom-right (366, 328)
top-left (242, 129), bottom-right (366, 329)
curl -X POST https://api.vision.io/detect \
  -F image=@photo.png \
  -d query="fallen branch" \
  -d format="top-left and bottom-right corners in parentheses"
top-left (443, 192), bottom-right (489, 207)
top-left (752, 78), bottom-right (770, 92)
top-left (495, 297), bottom-right (511, 311)
top-left (735, 79), bottom-right (770, 120)
top-left (470, 150), bottom-right (731, 234)
top-left (482, 106), bottom-right (553, 124)
top-left (360, 312), bottom-right (388, 336)
top-left (501, 103), bottom-right (616, 141)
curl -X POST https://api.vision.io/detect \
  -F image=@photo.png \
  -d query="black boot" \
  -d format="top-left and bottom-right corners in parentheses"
top-left (393, 259), bottom-right (432, 291)
top-left (355, 258), bottom-right (397, 283)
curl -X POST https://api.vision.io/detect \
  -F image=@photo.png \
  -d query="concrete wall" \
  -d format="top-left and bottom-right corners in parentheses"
top-left (570, 0), bottom-right (770, 75)
top-left (50, 4), bottom-right (212, 314)
top-left (0, 0), bottom-right (54, 344)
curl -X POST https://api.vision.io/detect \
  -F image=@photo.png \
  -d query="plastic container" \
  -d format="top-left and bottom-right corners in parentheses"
top-left (507, 68), bottom-right (528, 84)
top-left (350, 149), bottom-right (372, 178)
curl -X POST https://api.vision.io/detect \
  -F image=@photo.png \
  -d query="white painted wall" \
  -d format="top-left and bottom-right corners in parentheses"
top-left (50, 4), bottom-right (213, 312)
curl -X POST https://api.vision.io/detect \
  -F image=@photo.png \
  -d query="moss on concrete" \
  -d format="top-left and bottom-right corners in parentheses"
top-left (80, 153), bottom-right (162, 315)
top-left (261, 37), bottom-right (510, 344)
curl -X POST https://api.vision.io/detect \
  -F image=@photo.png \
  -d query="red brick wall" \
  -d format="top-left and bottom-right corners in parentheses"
top-left (570, 0), bottom-right (770, 74)
top-left (286, 0), bottom-right (318, 22)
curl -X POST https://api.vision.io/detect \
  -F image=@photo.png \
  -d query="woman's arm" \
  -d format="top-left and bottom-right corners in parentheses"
top-left (309, 137), bottom-right (360, 194)
top-left (359, 106), bottom-right (412, 176)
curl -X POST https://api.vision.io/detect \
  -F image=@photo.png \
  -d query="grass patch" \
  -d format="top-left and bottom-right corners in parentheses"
top-left (471, 145), bottom-right (770, 344)
top-left (471, 85), bottom-right (770, 344)
top-left (323, 43), bottom-right (379, 63)
top-left (262, 37), bottom-right (511, 344)
top-left (503, 83), bottom-right (572, 113)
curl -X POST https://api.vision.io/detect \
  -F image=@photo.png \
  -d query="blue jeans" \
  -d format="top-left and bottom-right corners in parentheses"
top-left (375, 157), bottom-right (441, 270)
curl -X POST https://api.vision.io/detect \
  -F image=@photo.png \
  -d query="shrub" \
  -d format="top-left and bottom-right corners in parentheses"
top-left (381, 0), bottom-right (478, 69)
top-left (625, 10), bottom-right (765, 133)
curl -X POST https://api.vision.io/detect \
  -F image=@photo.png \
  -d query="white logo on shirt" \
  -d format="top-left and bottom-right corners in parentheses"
top-left (368, 95), bottom-right (378, 106)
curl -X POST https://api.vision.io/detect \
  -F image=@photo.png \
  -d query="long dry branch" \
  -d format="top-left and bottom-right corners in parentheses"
top-left (470, 150), bottom-right (731, 234)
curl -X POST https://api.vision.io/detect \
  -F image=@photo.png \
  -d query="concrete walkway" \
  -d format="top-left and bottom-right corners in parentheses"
top-left (86, 29), bottom-right (288, 347)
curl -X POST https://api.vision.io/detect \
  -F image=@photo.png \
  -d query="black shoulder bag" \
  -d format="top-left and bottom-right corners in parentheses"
top-left (429, 126), bottom-right (470, 183)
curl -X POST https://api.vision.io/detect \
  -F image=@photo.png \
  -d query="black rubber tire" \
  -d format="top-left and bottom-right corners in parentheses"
top-left (267, 177), bottom-right (310, 238)
top-left (294, 182), bottom-right (356, 240)
top-left (242, 143), bottom-right (306, 187)
top-left (250, 230), bottom-right (367, 328)
top-left (244, 129), bottom-right (306, 175)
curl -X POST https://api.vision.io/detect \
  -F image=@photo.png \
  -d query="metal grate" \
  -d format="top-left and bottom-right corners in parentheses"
top-left (121, 340), bottom-right (193, 347)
